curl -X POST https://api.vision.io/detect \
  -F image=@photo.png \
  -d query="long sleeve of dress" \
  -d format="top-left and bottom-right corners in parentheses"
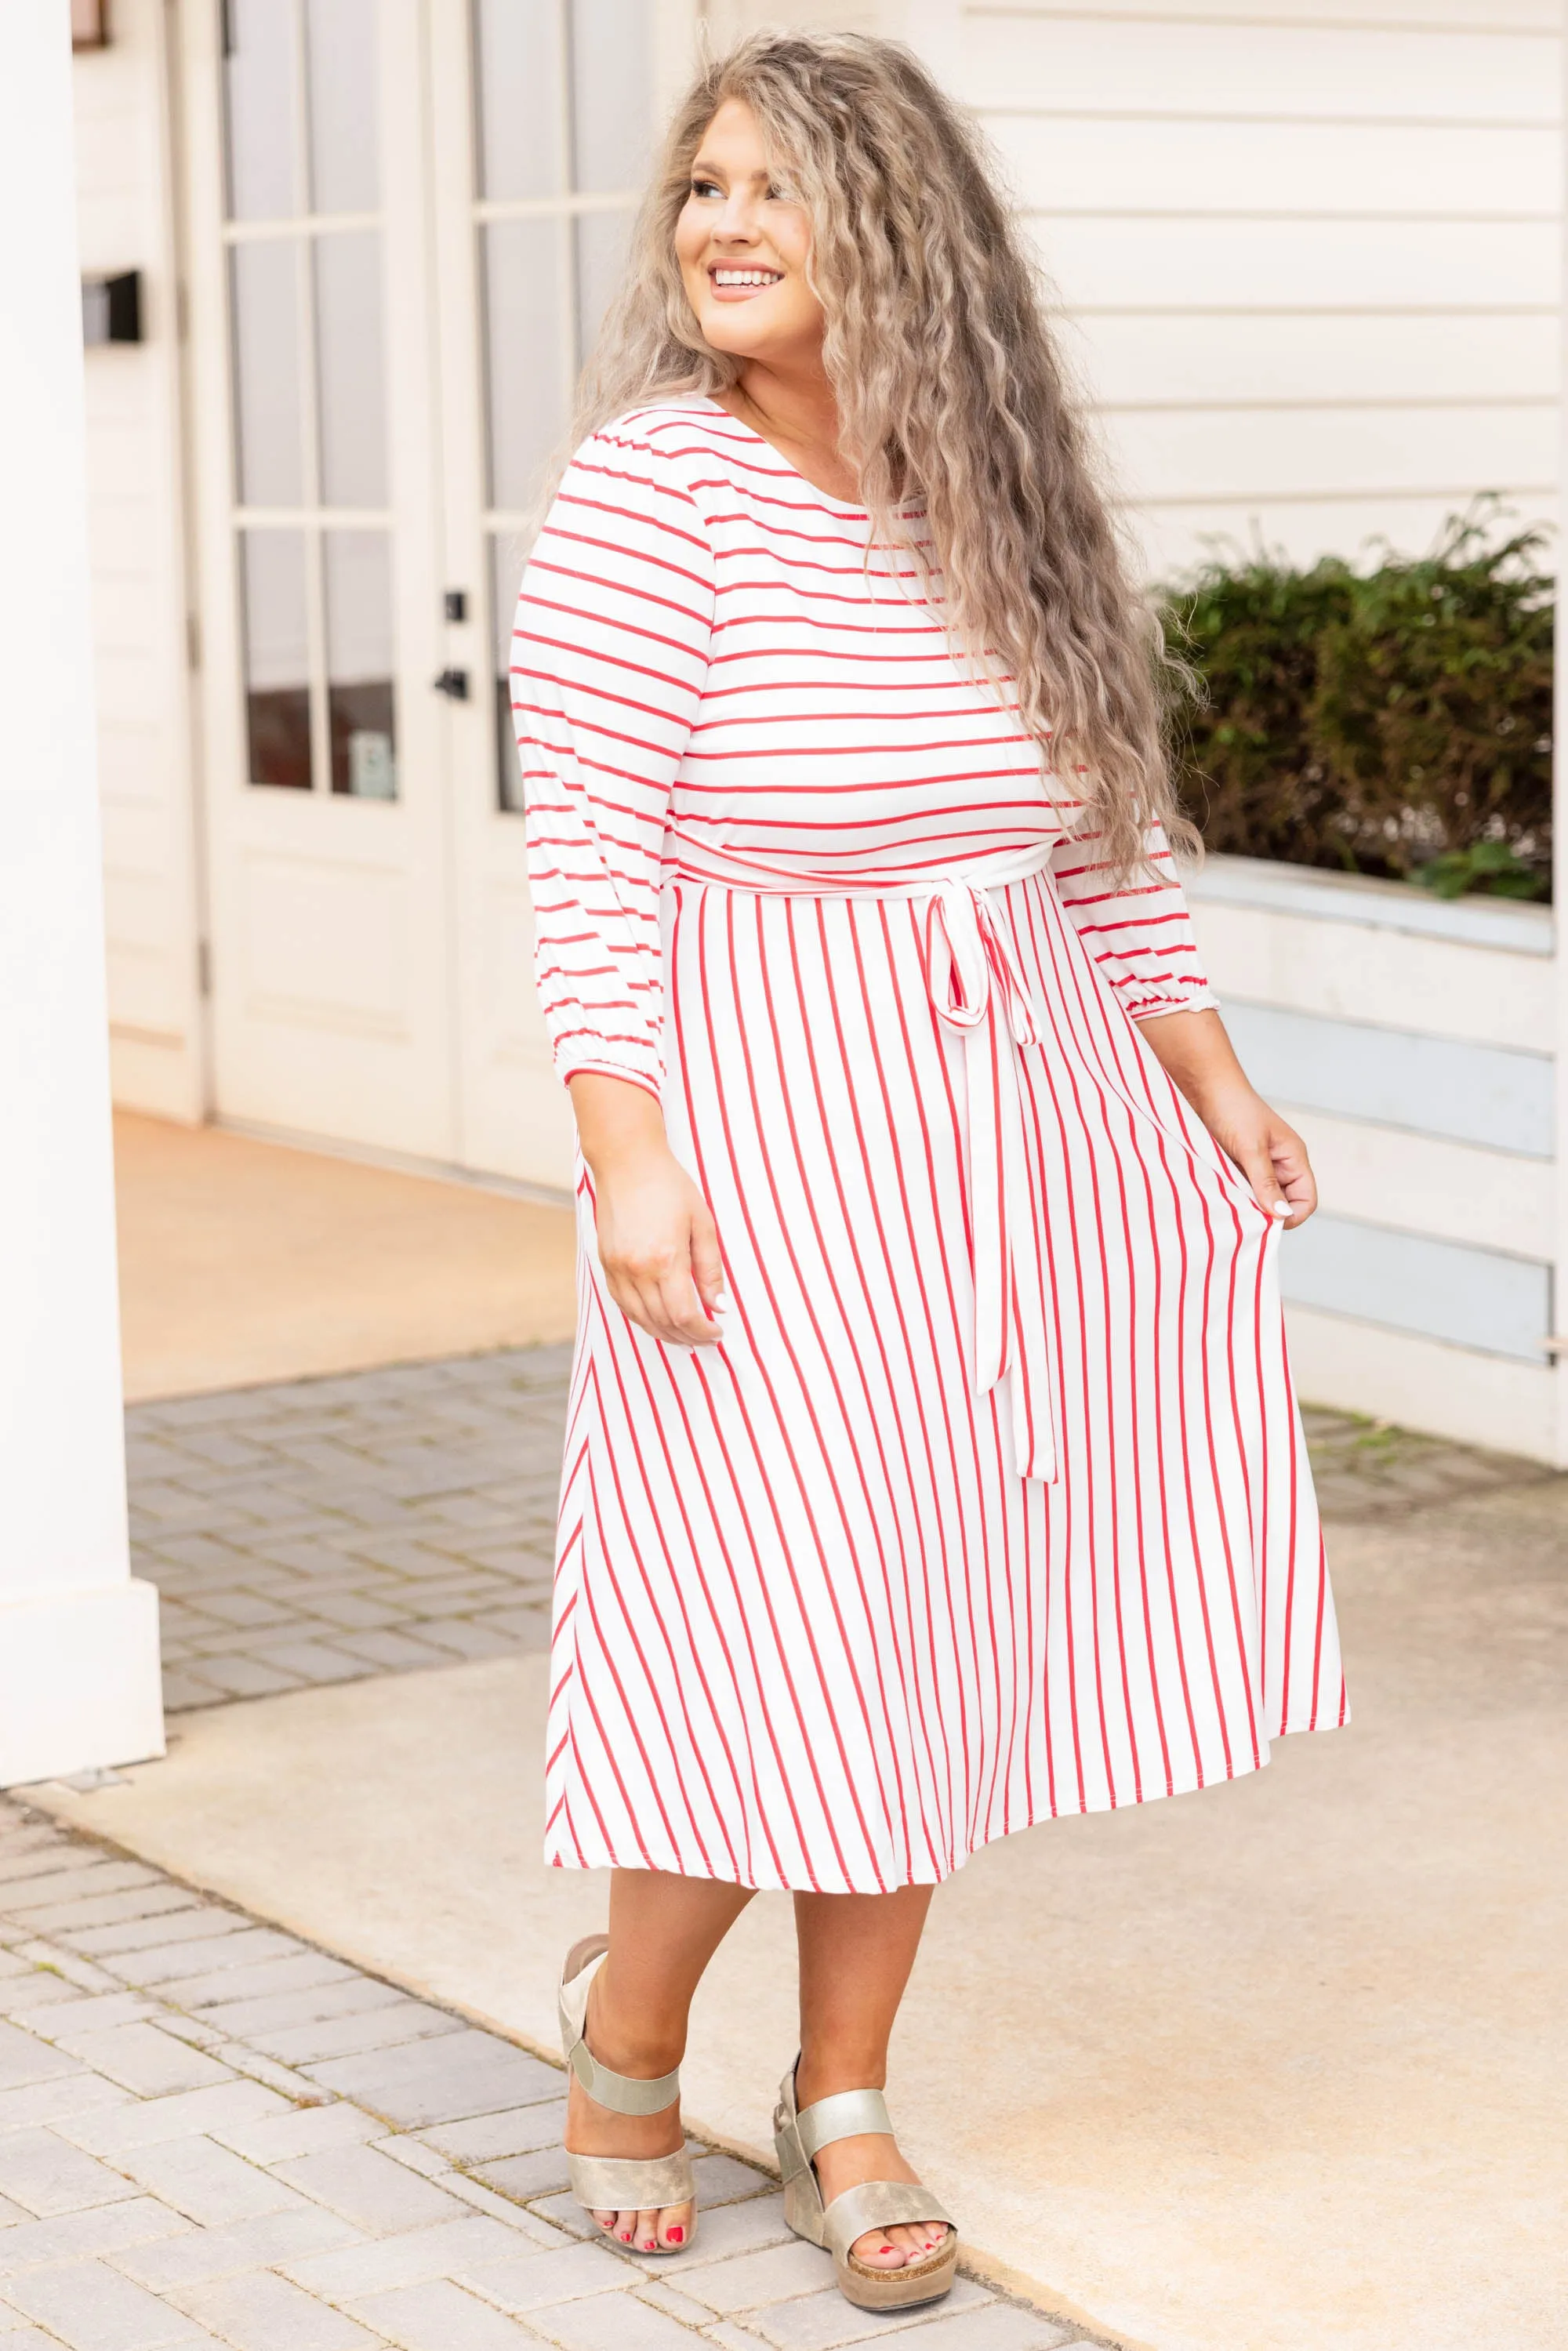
top-left (511, 426), bottom-right (715, 1099)
top-left (1050, 819), bottom-right (1217, 1021)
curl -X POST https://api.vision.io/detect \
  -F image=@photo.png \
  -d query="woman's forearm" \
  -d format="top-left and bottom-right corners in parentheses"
top-left (568, 1072), bottom-right (670, 1177)
top-left (1134, 1007), bottom-right (1318, 1228)
top-left (1132, 1006), bottom-right (1252, 1124)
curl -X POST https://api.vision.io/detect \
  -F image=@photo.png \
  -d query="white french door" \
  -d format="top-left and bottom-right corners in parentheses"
top-left (186, 0), bottom-right (459, 1159)
top-left (183, 0), bottom-right (663, 1185)
top-left (429, 0), bottom-right (659, 1188)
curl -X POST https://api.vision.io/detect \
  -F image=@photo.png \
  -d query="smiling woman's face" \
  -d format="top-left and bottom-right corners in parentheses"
top-left (674, 98), bottom-right (822, 368)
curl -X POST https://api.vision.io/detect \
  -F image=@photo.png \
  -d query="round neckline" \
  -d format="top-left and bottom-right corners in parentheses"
top-left (697, 394), bottom-right (869, 515)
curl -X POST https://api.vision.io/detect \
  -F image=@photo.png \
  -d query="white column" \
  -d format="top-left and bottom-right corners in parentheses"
top-left (0, 9), bottom-right (164, 1783)
top-left (1555, 0), bottom-right (1568, 1470)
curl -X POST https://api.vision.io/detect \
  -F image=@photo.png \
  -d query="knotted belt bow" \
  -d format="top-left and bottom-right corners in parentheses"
top-left (917, 855), bottom-right (1060, 1482)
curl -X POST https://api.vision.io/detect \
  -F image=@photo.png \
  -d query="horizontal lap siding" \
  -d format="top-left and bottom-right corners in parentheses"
top-left (953, 2), bottom-right (1563, 571)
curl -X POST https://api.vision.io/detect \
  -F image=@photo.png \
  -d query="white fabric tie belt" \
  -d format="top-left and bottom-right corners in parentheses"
top-left (903, 846), bottom-right (1060, 1483)
top-left (676, 844), bottom-right (1061, 1483)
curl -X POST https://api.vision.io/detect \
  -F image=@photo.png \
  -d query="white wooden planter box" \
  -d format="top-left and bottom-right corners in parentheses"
top-left (1186, 854), bottom-right (1560, 1464)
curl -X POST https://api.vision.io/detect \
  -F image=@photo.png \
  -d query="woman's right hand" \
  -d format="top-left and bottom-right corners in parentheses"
top-left (568, 1074), bottom-right (727, 1347)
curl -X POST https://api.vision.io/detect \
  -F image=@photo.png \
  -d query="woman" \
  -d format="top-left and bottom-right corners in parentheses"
top-left (513, 30), bottom-right (1345, 2315)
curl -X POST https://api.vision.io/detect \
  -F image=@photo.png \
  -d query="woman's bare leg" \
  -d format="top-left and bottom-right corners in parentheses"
top-left (793, 1885), bottom-right (949, 2271)
top-left (566, 1867), bottom-right (753, 2251)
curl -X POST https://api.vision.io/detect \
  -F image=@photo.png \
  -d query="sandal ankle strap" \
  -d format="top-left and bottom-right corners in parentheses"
top-left (558, 1944), bottom-right (681, 2117)
top-left (797, 2085), bottom-right (892, 2161)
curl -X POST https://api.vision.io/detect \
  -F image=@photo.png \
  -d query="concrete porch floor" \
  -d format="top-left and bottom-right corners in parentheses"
top-left (114, 1113), bottom-right (577, 1403)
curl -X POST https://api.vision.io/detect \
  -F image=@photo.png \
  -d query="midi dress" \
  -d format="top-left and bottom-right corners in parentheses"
top-left (511, 393), bottom-right (1345, 1896)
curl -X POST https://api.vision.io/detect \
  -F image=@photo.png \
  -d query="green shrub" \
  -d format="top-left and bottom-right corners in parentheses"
top-left (1160, 505), bottom-right (1554, 899)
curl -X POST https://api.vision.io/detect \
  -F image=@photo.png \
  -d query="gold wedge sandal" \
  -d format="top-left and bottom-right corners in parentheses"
top-left (774, 2061), bottom-right (958, 2312)
top-left (558, 1935), bottom-right (697, 2252)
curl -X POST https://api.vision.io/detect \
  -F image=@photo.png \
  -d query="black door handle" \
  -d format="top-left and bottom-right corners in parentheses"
top-left (434, 667), bottom-right (470, 700)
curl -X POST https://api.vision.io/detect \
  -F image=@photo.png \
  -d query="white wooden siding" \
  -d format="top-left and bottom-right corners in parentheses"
top-left (944, 0), bottom-right (1563, 575)
top-left (74, 0), bottom-right (203, 1123)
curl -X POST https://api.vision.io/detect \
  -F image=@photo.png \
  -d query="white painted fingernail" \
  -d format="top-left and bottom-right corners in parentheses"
top-left (1271, 1202), bottom-right (1290, 1218)
top-left (713, 1294), bottom-right (731, 1313)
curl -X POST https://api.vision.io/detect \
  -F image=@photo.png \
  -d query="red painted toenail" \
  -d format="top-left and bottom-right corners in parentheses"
top-left (667, 2226), bottom-right (684, 2243)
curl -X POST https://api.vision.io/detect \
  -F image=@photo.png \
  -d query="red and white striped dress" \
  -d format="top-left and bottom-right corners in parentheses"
top-left (512, 394), bottom-right (1345, 1895)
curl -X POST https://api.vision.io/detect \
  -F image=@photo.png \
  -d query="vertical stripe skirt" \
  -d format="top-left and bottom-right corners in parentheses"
top-left (543, 867), bottom-right (1345, 1894)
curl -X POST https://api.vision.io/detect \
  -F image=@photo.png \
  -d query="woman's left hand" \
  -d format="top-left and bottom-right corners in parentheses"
top-left (1134, 1007), bottom-right (1317, 1230)
top-left (1198, 1086), bottom-right (1317, 1230)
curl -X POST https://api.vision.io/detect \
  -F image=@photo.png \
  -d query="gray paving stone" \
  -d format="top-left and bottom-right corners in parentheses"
top-left (0, 1973), bottom-right (85, 2018)
top-left (9, 1888), bottom-right (203, 1939)
top-left (677, 2238), bottom-right (834, 2314)
top-left (165, 1954), bottom-right (357, 2012)
top-left (247, 1642), bottom-right (370, 1685)
top-left (1, 2256), bottom-right (213, 2349)
top-left (114, 2135), bottom-right (314, 2226)
top-left (347, 2277), bottom-right (540, 2350)
top-left (0, 2073), bottom-right (134, 2135)
top-left (633, 2278), bottom-right (721, 2326)
top-left (0, 2198), bottom-right (192, 2278)
top-left (61, 2081), bottom-right (290, 2157)
top-left (1, 1865), bottom-right (165, 1921)
top-left (303, 2032), bottom-right (561, 2127)
top-left (103, 1932), bottom-right (307, 1990)
top-left (64, 2026), bottom-right (234, 2098)
top-left (171, 2270), bottom-right (385, 2349)
top-left (284, 2215), bottom-right (557, 2300)
top-left (111, 2207), bottom-right (368, 2293)
top-left (472, 2148), bottom-right (570, 2200)
top-left (208, 2102), bottom-right (383, 2166)
top-left (23, 1994), bottom-right (158, 2046)
top-left (0, 2126), bottom-right (143, 2217)
top-left (12, 1946), bottom-right (120, 2000)
top-left (189, 1976), bottom-right (405, 2044)
top-left (454, 2238), bottom-right (630, 2311)
top-left (742, 2276), bottom-right (995, 2349)
top-left (0, 1850), bottom-right (82, 1891)
top-left (858, 2308), bottom-right (1073, 2349)
top-left (253, 2002), bottom-right (464, 2069)
top-left (172, 1656), bottom-right (304, 1700)
top-left (64, 1907), bottom-right (245, 1960)
top-left (524, 2288), bottom-right (698, 2349)
top-left (271, 2145), bottom-right (473, 2233)
top-left (415, 2104), bottom-right (567, 2165)
top-left (689, 2152), bottom-right (774, 2206)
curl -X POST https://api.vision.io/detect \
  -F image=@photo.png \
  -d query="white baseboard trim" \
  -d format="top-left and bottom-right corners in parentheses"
top-left (0, 1579), bottom-right (165, 1788)
top-left (1287, 1304), bottom-right (1561, 1468)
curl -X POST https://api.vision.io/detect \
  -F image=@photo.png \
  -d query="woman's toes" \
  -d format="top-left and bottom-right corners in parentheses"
top-left (656, 2205), bottom-right (691, 2250)
top-left (591, 2208), bottom-right (617, 2234)
top-left (633, 2205), bottom-right (661, 2252)
top-left (853, 2230), bottom-right (907, 2268)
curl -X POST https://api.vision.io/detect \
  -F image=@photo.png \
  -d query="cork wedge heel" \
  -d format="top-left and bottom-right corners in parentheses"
top-left (773, 2061), bottom-right (957, 2312)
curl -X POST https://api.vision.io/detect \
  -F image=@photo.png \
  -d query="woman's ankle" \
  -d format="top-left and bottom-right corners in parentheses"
top-left (793, 2044), bottom-right (889, 2109)
top-left (586, 1974), bottom-right (687, 2081)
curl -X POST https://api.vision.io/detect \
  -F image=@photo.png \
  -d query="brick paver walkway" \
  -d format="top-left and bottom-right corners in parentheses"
top-left (126, 1348), bottom-right (1559, 1721)
top-left (0, 1799), bottom-right (1085, 2350)
top-left (127, 1352), bottom-right (572, 1715)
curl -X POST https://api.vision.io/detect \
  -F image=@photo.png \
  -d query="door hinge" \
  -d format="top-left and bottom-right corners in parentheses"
top-left (186, 612), bottom-right (201, 669)
top-left (197, 940), bottom-right (212, 998)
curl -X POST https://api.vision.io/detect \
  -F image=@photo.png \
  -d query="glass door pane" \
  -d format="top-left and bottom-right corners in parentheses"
top-left (223, 0), bottom-right (395, 797)
top-left (472, 0), bottom-right (653, 814)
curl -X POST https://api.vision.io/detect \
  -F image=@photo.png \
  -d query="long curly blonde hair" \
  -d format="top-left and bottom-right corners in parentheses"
top-left (542, 27), bottom-right (1194, 882)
